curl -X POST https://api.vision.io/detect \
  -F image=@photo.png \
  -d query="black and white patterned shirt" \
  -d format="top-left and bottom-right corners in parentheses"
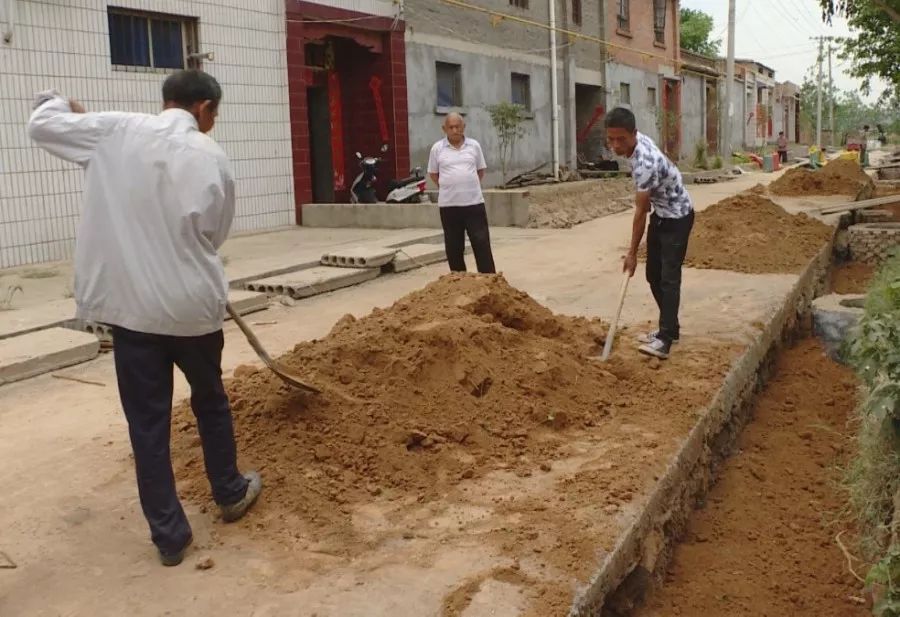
top-left (629, 131), bottom-right (693, 219)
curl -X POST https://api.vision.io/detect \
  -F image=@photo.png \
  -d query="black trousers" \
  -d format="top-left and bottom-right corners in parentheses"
top-left (645, 210), bottom-right (694, 344)
top-left (778, 149), bottom-right (788, 163)
top-left (112, 326), bottom-right (248, 554)
top-left (439, 203), bottom-right (497, 273)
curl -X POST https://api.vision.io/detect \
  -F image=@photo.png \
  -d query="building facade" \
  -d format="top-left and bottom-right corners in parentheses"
top-left (604, 0), bottom-right (681, 157)
top-left (403, 0), bottom-right (607, 187)
top-left (0, 0), bottom-right (295, 269)
top-left (285, 0), bottom-right (410, 210)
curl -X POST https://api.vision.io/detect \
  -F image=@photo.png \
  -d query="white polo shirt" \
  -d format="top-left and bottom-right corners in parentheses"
top-left (427, 137), bottom-right (487, 207)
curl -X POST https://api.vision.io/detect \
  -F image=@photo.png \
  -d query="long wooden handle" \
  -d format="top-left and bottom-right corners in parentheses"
top-left (600, 274), bottom-right (630, 361)
top-left (226, 303), bottom-right (274, 364)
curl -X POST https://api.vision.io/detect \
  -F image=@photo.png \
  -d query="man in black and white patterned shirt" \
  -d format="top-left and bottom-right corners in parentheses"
top-left (605, 107), bottom-right (694, 359)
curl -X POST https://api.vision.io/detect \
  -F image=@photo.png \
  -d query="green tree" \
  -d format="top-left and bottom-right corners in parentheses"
top-left (816, 0), bottom-right (900, 100)
top-left (487, 102), bottom-right (526, 184)
top-left (679, 8), bottom-right (721, 57)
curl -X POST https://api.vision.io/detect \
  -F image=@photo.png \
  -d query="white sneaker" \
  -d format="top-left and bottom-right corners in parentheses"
top-left (638, 337), bottom-right (671, 359)
top-left (636, 330), bottom-right (679, 344)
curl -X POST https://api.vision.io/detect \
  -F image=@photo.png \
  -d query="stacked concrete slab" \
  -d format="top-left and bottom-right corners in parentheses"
top-left (245, 266), bottom-right (381, 299)
top-left (320, 247), bottom-right (398, 269)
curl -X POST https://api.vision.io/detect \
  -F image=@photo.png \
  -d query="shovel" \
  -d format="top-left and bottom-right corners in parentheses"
top-left (597, 273), bottom-right (631, 362)
top-left (226, 303), bottom-right (321, 394)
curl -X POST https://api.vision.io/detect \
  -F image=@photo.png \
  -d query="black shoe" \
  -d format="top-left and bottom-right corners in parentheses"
top-left (159, 535), bottom-right (193, 567)
top-left (220, 471), bottom-right (262, 523)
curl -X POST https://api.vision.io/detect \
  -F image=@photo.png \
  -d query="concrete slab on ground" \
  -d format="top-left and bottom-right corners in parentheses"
top-left (0, 327), bottom-right (100, 386)
top-left (389, 243), bottom-right (449, 273)
top-left (320, 246), bottom-right (399, 269)
top-left (225, 290), bottom-right (270, 316)
top-left (244, 266), bottom-right (381, 299)
top-left (0, 298), bottom-right (75, 340)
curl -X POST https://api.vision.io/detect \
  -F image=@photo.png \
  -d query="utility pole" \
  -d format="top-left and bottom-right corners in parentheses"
top-left (549, 0), bottom-right (559, 180)
top-left (828, 44), bottom-right (835, 147)
top-left (815, 36), bottom-right (824, 149)
top-left (722, 0), bottom-right (736, 159)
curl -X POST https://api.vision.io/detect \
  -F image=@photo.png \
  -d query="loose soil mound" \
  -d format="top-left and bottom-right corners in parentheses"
top-left (831, 261), bottom-right (876, 294)
top-left (171, 275), bottom-right (730, 546)
top-left (528, 178), bottom-right (633, 228)
top-left (685, 194), bottom-right (833, 273)
top-left (634, 339), bottom-right (866, 617)
top-left (770, 159), bottom-right (874, 197)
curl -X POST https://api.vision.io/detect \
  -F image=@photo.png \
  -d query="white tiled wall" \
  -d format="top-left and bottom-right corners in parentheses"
top-left (0, 0), bottom-right (294, 269)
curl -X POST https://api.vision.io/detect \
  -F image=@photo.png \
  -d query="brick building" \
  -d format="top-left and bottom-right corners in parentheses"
top-left (0, 1), bottom-right (294, 269)
top-left (285, 0), bottom-right (410, 210)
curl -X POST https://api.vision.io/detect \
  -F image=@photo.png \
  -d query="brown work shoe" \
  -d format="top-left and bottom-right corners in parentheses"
top-left (220, 472), bottom-right (262, 523)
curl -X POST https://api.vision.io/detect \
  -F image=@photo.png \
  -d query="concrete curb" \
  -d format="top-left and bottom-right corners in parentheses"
top-left (0, 328), bottom-right (100, 386)
top-left (567, 236), bottom-right (834, 616)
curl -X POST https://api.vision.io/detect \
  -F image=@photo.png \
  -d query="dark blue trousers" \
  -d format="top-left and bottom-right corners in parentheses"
top-left (112, 327), bottom-right (248, 554)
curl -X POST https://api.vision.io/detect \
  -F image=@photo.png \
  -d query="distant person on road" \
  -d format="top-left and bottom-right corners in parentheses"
top-left (777, 131), bottom-right (789, 164)
top-left (605, 107), bottom-right (695, 360)
top-left (428, 113), bottom-right (497, 274)
top-left (28, 70), bottom-right (262, 567)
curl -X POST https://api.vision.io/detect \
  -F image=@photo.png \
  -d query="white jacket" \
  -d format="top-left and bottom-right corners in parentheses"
top-left (28, 96), bottom-right (235, 336)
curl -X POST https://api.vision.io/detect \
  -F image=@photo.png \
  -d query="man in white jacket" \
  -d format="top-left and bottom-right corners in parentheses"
top-left (28, 70), bottom-right (261, 566)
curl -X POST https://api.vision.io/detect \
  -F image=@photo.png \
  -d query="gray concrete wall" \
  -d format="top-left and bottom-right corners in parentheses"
top-left (605, 62), bottom-right (660, 144)
top-left (301, 190), bottom-right (530, 228)
top-left (720, 75), bottom-right (747, 154)
top-left (681, 73), bottom-right (706, 163)
top-left (406, 36), bottom-right (555, 187)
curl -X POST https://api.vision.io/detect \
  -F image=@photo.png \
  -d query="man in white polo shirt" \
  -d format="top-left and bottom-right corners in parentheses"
top-left (427, 113), bottom-right (496, 273)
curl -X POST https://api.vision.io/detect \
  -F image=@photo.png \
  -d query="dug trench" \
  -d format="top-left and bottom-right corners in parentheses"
top-left (628, 338), bottom-right (867, 617)
top-left (165, 194), bottom-right (841, 615)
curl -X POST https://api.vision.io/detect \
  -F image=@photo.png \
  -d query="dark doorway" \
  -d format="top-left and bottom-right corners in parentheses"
top-left (307, 87), bottom-right (334, 203)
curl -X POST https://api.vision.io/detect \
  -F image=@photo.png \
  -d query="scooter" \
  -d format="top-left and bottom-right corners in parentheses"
top-left (350, 144), bottom-right (388, 204)
top-left (386, 166), bottom-right (428, 203)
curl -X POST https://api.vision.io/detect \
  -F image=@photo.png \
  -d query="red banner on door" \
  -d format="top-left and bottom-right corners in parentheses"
top-left (328, 71), bottom-right (345, 190)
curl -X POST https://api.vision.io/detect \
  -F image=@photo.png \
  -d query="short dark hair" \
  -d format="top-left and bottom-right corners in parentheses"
top-left (605, 107), bottom-right (636, 132)
top-left (162, 70), bottom-right (222, 109)
top-left (778, 131), bottom-right (784, 135)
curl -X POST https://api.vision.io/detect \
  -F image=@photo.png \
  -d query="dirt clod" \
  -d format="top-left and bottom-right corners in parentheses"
top-left (195, 556), bottom-right (214, 570)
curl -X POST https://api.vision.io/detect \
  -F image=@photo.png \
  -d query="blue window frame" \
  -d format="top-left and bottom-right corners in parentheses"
top-left (107, 8), bottom-right (196, 70)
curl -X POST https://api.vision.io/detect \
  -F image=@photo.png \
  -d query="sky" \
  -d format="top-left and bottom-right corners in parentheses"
top-left (681, 0), bottom-right (889, 104)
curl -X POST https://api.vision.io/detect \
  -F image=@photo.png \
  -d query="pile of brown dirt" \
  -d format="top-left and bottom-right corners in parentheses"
top-left (770, 159), bottom-right (874, 197)
top-left (633, 339), bottom-right (866, 617)
top-left (528, 178), bottom-right (633, 228)
top-left (831, 261), bottom-right (876, 294)
top-left (685, 194), bottom-right (833, 273)
top-left (171, 275), bottom-right (730, 542)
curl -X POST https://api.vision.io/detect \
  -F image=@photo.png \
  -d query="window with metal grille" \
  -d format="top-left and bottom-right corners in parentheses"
top-left (509, 0), bottom-right (529, 8)
top-left (572, 0), bottom-right (582, 26)
top-left (511, 73), bottom-right (531, 110)
top-left (436, 62), bottom-right (463, 107)
top-left (620, 82), bottom-right (631, 105)
top-left (617, 0), bottom-right (630, 31)
top-left (653, 0), bottom-right (666, 44)
top-left (647, 87), bottom-right (657, 107)
top-left (108, 8), bottom-right (198, 71)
